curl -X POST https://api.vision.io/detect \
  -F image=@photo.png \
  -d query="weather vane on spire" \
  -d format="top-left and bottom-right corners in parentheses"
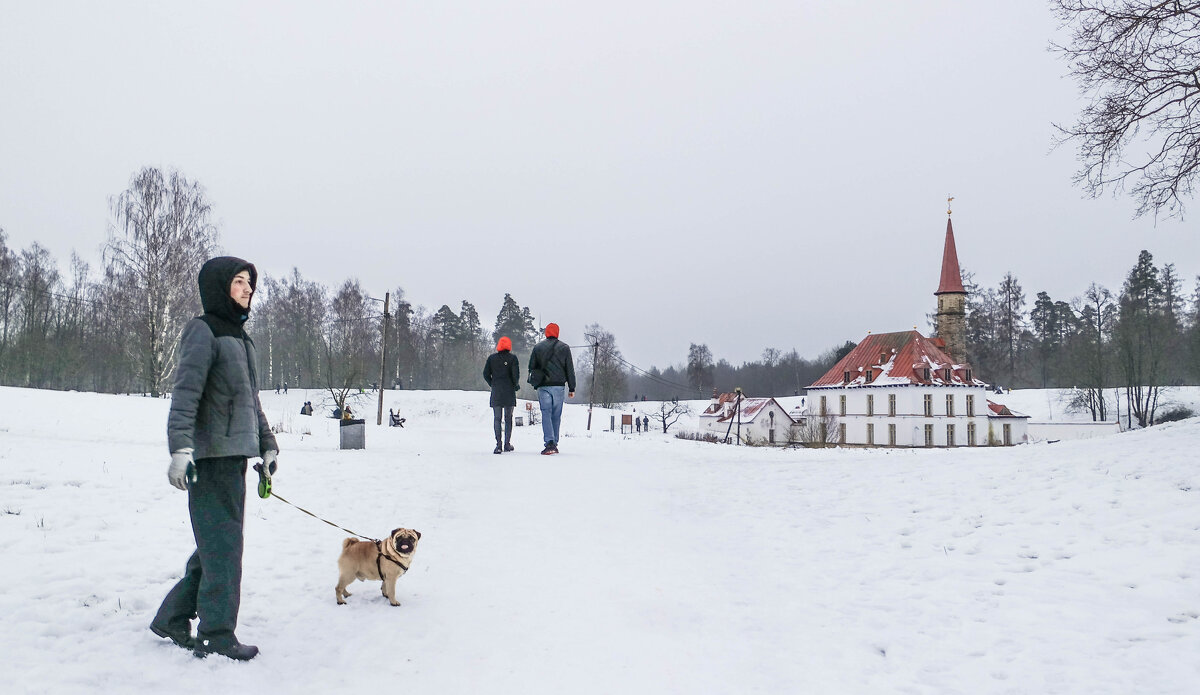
top-left (947, 195), bottom-right (955, 216)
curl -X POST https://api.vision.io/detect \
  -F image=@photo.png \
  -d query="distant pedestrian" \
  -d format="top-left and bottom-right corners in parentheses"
top-left (635, 417), bottom-right (641, 433)
top-left (642, 415), bottom-right (649, 432)
top-left (152, 256), bottom-right (278, 661)
top-left (483, 336), bottom-right (520, 454)
top-left (528, 323), bottom-right (576, 455)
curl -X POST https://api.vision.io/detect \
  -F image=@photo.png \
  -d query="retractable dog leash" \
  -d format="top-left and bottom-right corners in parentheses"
top-left (253, 463), bottom-right (374, 541)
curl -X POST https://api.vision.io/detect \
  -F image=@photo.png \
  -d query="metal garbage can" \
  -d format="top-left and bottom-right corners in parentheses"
top-left (340, 418), bottom-right (366, 449)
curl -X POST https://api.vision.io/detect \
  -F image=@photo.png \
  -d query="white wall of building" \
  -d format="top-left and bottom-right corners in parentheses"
top-left (807, 385), bottom-right (1028, 447)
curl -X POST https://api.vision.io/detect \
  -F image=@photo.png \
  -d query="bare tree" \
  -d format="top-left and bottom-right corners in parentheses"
top-left (652, 399), bottom-right (691, 434)
top-left (1069, 283), bottom-right (1117, 420)
top-left (1053, 1), bottom-right (1200, 217)
top-left (686, 343), bottom-right (714, 396)
top-left (789, 412), bottom-right (840, 447)
top-left (583, 323), bottom-right (627, 407)
top-left (105, 167), bottom-right (217, 396)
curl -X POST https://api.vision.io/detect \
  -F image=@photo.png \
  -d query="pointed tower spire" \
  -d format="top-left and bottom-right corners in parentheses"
top-left (936, 216), bottom-right (965, 294)
top-left (933, 201), bottom-right (968, 362)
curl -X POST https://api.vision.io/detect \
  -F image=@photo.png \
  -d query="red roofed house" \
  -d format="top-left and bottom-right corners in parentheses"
top-left (805, 211), bottom-right (1029, 447)
top-left (699, 391), bottom-right (795, 445)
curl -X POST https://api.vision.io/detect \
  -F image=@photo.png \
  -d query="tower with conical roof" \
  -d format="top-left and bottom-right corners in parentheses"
top-left (934, 202), bottom-right (968, 362)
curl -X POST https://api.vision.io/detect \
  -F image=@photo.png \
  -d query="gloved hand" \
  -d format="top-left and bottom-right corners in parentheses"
top-left (262, 450), bottom-right (279, 476)
top-left (168, 449), bottom-right (195, 491)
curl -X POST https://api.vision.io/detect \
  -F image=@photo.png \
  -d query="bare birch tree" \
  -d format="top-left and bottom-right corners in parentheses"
top-left (105, 167), bottom-right (217, 396)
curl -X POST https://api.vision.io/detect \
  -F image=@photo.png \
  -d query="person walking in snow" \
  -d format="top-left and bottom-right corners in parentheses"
top-left (483, 336), bottom-right (520, 454)
top-left (527, 323), bottom-right (575, 455)
top-left (151, 256), bottom-right (278, 662)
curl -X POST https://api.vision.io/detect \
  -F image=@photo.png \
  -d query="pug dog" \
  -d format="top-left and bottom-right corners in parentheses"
top-left (335, 528), bottom-right (421, 606)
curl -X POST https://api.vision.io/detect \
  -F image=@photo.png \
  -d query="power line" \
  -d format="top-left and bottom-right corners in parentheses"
top-left (577, 336), bottom-right (698, 394)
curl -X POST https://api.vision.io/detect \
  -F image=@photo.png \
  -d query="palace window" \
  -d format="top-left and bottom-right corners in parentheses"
top-left (966, 394), bottom-right (975, 417)
top-left (923, 394), bottom-right (933, 417)
top-left (888, 423), bottom-right (897, 446)
top-left (946, 424), bottom-right (955, 447)
top-left (946, 394), bottom-right (955, 417)
top-left (888, 394), bottom-right (896, 416)
top-left (867, 423), bottom-right (875, 445)
top-left (867, 394), bottom-right (874, 416)
top-left (967, 422), bottom-right (977, 446)
top-left (924, 424), bottom-right (934, 447)
top-left (839, 395), bottom-right (846, 416)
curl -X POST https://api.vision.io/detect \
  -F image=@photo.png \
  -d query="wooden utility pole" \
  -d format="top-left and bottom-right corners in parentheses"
top-left (376, 291), bottom-right (389, 426)
top-left (734, 387), bottom-right (743, 445)
top-left (586, 340), bottom-right (599, 431)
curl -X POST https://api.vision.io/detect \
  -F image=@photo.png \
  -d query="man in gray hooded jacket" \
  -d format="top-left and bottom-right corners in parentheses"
top-left (150, 256), bottom-right (278, 661)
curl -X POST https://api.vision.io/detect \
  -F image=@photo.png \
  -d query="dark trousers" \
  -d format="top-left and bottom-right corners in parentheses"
top-left (153, 456), bottom-right (247, 647)
top-left (493, 406), bottom-right (514, 445)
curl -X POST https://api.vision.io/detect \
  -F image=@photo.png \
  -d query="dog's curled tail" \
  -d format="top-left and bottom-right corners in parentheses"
top-left (342, 538), bottom-right (359, 550)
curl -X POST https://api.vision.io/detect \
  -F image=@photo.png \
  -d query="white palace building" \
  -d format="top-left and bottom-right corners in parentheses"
top-left (805, 211), bottom-right (1029, 447)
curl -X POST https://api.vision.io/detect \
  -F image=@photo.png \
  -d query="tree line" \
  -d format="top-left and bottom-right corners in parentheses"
top-left (961, 251), bottom-right (1200, 426)
top-left (1, 167), bottom-right (1197, 427)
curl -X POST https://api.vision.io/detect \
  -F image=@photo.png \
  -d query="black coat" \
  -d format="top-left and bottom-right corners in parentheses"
top-left (528, 337), bottom-right (576, 391)
top-left (483, 350), bottom-right (520, 407)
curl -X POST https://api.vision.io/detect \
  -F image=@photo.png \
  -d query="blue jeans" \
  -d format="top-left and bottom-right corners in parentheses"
top-left (538, 385), bottom-right (566, 445)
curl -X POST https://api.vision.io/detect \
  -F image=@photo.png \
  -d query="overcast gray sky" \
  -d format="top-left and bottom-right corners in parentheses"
top-left (2, 1), bottom-right (1196, 370)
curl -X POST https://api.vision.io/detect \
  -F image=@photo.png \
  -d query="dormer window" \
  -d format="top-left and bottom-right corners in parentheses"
top-left (965, 369), bottom-right (972, 382)
top-left (844, 370), bottom-right (852, 383)
top-left (866, 369), bottom-right (874, 382)
top-left (879, 352), bottom-right (887, 365)
top-left (944, 368), bottom-right (952, 382)
top-left (922, 368), bottom-right (931, 382)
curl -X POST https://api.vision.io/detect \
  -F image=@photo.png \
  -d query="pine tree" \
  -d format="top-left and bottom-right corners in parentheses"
top-left (1115, 250), bottom-right (1168, 426)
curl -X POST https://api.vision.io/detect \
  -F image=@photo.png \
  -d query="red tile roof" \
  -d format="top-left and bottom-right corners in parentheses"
top-left (936, 218), bottom-right (965, 294)
top-left (808, 330), bottom-right (983, 388)
top-left (701, 393), bottom-right (793, 424)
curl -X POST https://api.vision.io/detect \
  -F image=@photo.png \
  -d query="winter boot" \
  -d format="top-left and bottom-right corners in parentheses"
top-left (493, 444), bottom-right (502, 454)
top-left (503, 442), bottom-right (514, 452)
top-left (194, 639), bottom-right (259, 661)
top-left (149, 622), bottom-right (194, 650)
top-left (541, 441), bottom-right (556, 455)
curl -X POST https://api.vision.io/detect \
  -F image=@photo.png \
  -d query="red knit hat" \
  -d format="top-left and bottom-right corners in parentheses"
top-left (496, 336), bottom-right (512, 352)
top-left (545, 323), bottom-right (560, 338)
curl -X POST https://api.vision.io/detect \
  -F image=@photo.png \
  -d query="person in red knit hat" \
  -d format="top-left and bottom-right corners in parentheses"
top-left (483, 336), bottom-right (520, 454)
top-left (527, 322), bottom-right (576, 454)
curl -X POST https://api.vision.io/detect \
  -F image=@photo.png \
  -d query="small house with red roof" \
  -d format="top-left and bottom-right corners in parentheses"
top-left (805, 209), bottom-right (1029, 447)
top-left (699, 392), bottom-right (795, 445)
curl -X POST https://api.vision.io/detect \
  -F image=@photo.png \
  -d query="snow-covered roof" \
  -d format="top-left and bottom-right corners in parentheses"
top-left (987, 400), bottom-right (1029, 419)
top-left (809, 330), bottom-right (987, 389)
top-left (700, 393), bottom-right (795, 424)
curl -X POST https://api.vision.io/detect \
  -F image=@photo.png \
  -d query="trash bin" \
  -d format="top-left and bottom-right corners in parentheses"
top-left (340, 418), bottom-right (366, 450)
top-left (515, 415), bottom-right (524, 427)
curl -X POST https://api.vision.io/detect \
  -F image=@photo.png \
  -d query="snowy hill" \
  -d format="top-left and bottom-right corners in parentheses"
top-left (2, 386), bottom-right (1199, 694)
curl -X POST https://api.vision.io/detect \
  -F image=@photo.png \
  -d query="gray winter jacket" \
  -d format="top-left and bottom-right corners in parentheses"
top-left (167, 256), bottom-right (278, 460)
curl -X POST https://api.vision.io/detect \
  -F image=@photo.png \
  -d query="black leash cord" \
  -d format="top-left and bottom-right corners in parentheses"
top-left (267, 491), bottom-right (375, 542)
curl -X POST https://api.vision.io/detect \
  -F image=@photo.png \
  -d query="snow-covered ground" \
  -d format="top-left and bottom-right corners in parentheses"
top-left (987, 386), bottom-right (1200, 425)
top-left (2, 385), bottom-right (1199, 694)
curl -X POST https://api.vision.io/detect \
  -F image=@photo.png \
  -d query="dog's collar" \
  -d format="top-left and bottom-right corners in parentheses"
top-left (375, 539), bottom-right (411, 575)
